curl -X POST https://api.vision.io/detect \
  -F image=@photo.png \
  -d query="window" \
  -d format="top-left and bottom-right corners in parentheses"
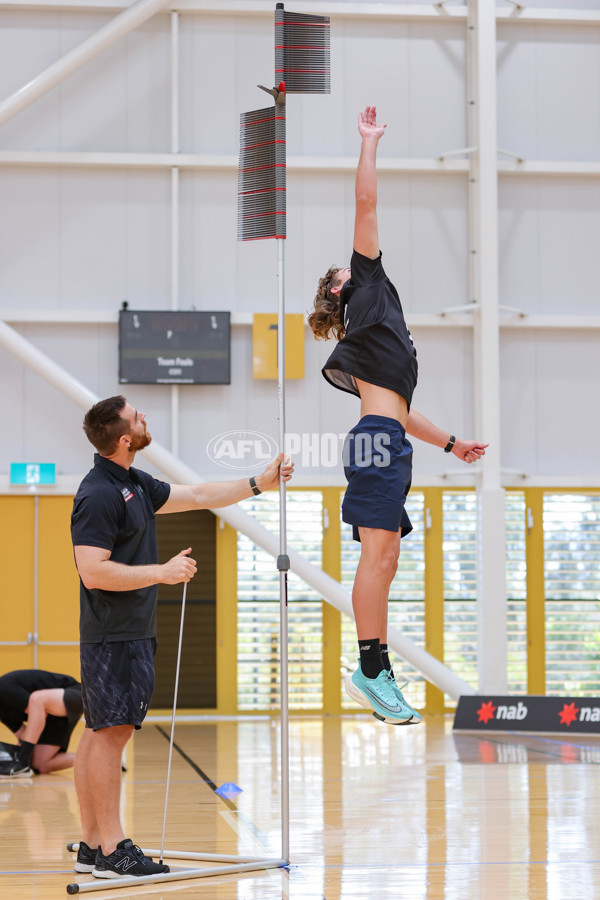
top-left (341, 493), bottom-right (426, 709)
top-left (237, 492), bottom-right (323, 710)
top-left (544, 494), bottom-right (600, 695)
top-left (443, 491), bottom-right (527, 698)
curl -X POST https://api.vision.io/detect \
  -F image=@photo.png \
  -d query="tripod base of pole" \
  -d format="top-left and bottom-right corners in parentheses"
top-left (65, 847), bottom-right (287, 894)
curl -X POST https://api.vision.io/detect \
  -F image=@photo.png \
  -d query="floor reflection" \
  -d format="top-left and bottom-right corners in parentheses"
top-left (2, 716), bottom-right (600, 898)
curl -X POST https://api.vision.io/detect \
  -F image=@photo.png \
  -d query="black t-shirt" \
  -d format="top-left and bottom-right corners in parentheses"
top-left (322, 250), bottom-right (418, 408)
top-left (71, 455), bottom-right (171, 643)
top-left (0, 669), bottom-right (82, 751)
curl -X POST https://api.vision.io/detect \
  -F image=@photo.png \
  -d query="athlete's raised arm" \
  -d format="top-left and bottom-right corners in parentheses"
top-left (353, 105), bottom-right (387, 260)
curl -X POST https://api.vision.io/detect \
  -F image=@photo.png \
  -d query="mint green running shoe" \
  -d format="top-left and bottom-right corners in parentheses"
top-left (345, 666), bottom-right (413, 724)
top-left (385, 672), bottom-right (422, 725)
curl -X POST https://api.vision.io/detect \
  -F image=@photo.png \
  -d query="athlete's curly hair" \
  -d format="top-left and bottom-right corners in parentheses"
top-left (307, 266), bottom-right (345, 341)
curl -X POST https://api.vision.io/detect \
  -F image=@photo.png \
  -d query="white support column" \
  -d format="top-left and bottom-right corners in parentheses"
top-left (468, 0), bottom-right (507, 693)
top-left (0, 0), bottom-right (171, 129)
top-left (170, 10), bottom-right (180, 456)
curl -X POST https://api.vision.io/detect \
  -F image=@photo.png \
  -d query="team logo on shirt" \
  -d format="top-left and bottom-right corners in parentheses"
top-left (121, 487), bottom-right (134, 502)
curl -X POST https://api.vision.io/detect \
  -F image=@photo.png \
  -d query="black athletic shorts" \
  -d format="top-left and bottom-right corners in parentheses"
top-left (342, 414), bottom-right (413, 543)
top-left (80, 638), bottom-right (157, 731)
top-left (39, 687), bottom-right (83, 751)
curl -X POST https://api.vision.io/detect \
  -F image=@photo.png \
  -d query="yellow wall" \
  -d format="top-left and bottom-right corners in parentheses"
top-left (0, 495), bottom-right (79, 680)
top-left (37, 497), bottom-right (80, 678)
top-left (0, 497), bottom-right (36, 672)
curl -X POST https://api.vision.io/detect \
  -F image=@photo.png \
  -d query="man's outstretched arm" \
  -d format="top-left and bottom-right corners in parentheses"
top-left (159, 452), bottom-right (294, 514)
top-left (353, 105), bottom-right (387, 260)
top-left (406, 409), bottom-right (488, 464)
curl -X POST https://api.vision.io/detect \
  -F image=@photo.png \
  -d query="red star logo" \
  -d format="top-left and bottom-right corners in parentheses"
top-left (558, 702), bottom-right (580, 727)
top-left (477, 701), bottom-right (497, 724)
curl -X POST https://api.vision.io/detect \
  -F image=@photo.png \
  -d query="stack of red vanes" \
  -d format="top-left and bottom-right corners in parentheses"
top-left (275, 5), bottom-right (331, 95)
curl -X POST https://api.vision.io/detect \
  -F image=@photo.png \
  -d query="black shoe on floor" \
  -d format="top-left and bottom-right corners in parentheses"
top-left (74, 841), bottom-right (99, 873)
top-left (0, 758), bottom-right (33, 778)
top-left (92, 839), bottom-right (170, 879)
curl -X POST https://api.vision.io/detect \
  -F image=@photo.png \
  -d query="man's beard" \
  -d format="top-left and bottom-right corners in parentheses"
top-left (129, 429), bottom-right (152, 452)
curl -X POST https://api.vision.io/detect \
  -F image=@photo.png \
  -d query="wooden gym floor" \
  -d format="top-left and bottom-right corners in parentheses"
top-left (2, 714), bottom-right (600, 900)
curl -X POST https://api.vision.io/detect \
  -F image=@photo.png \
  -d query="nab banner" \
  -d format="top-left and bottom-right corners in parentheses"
top-left (453, 695), bottom-right (600, 734)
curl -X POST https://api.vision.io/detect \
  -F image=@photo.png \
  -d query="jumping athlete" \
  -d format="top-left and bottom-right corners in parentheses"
top-left (70, 396), bottom-right (293, 879)
top-left (308, 106), bottom-right (488, 725)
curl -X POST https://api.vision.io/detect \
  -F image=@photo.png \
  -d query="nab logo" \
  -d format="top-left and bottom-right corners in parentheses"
top-left (476, 700), bottom-right (528, 724)
top-left (557, 702), bottom-right (600, 726)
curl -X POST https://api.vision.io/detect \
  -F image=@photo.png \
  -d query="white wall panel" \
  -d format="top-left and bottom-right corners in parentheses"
top-left (0, 169), bottom-right (171, 309)
top-left (0, 12), bottom-right (61, 150)
top-left (181, 15), bottom-right (271, 156)
top-left (499, 177), bottom-right (600, 315)
top-left (501, 330), bottom-right (600, 477)
top-left (498, 23), bottom-right (600, 161)
top-left (0, 168), bottom-right (61, 306)
top-left (499, 331), bottom-right (538, 476)
top-left (408, 326), bottom-right (474, 475)
top-left (0, 13), bottom-right (170, 152)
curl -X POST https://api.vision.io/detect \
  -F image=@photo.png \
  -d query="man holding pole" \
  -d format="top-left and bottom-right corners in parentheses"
top-left (71, 395), bottom-right (293, 878)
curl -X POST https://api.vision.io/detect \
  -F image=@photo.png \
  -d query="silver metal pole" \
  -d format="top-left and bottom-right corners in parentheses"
top-left (276, 236), bottom-right (290, 863)
top-left (159, 581), bottom-right (188, 863)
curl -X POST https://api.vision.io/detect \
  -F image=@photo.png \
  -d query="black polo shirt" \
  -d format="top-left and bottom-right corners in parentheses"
top-left (71, 454), bottom-right (171, 644)
top-left (322, 249), bottom-right (418, 409)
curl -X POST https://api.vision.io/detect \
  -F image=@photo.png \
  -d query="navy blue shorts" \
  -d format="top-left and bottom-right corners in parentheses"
top-left (80, 638), bottom-right (156, 731)
top-left (342, 415), bottom-right (413, 543)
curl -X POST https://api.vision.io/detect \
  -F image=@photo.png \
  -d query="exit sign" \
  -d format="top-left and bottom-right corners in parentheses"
top-left (10, 463), bottom-right (56, 486)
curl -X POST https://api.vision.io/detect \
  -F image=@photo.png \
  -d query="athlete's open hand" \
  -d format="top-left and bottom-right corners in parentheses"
top-left (452, 440), bottom-right (489, 464)
top-left (255, 453), bottom-right (294, 492)
top-left (358, 106), bottom-right (387, 141)
top-left (161, 548), bottom-right (197, 584)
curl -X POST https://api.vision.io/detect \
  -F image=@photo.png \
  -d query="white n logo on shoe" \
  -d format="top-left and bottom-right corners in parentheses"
top-left (113, 857), bottom-right (138, 873)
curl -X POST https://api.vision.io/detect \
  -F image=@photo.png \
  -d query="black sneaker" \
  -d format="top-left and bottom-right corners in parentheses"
top-left (0, 758), bottom-right (33, 778)
top-left (92, 839), bottom-right (170, 879)
top-left (74, 841), bottom-right (99, 873)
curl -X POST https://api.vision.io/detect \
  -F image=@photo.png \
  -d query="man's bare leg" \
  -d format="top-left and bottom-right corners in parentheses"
top-left (74, 729), bottom-right (101, 849)
top-left (32, 745), bottom-right (75, 773)
top-left (75, 725), bottom-right (133, 853)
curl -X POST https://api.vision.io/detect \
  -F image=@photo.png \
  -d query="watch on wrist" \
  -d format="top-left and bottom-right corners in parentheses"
top-left (249, 476), bottom-right (262, 496)
top-left (444, 435), bottom-right (456, 454)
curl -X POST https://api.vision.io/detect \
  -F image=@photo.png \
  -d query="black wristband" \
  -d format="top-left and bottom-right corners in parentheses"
top-left (249, 476), bottom-right (262, 496)
top-left (444, 435), bottom-right (456, 453)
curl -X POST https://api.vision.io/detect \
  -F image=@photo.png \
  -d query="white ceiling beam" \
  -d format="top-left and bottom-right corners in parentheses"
top-left (0, 0), bottom-right (469, 19)
top-left (4, 151), bottom-right (600, 178)
top-left (2, 1), bottom-right (600, 27)
top-left (496, 6), bottom-right (600, 26)
top-left (4, 309), bottom-right (599, 330)
top-left (0, 150), bottom-right (471, 174)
